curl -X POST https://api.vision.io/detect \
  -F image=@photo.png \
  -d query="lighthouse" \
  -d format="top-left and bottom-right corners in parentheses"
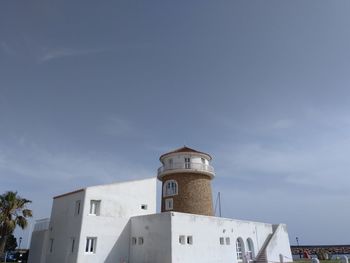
top-left (157, 146), bottom-right (215, 216)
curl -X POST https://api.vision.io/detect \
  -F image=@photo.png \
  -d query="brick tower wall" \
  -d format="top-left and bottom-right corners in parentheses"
top-left (161, 173), bottom-right (214, 216)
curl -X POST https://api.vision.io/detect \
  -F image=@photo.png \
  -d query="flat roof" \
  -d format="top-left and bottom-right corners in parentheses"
top-left (53, 188), bottom-right (84, 199)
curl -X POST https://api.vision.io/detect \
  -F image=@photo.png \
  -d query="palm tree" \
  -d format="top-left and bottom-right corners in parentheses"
top-left (0, 191), bottom-right (32, 256)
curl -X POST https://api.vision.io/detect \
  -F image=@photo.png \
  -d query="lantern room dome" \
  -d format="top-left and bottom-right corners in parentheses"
top-left (157, 146), bottom-right (215, 179)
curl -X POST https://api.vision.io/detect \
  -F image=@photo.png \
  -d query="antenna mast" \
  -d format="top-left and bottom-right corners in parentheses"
top-left (214, 192), bottom-right (222, 217)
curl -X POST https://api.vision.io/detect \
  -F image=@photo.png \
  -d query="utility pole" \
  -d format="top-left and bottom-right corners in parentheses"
top-left (218, 192), bottom-right (222, 217)
top-left (296, 237), bottom-right (301, 259)
top-left (214, 192), bottom-right (222, 217)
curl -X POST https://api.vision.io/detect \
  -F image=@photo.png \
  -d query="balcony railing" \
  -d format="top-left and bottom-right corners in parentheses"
top-left (34, 218), bottom-right (50, 232)
top-left (157, 162), bottom-right (215, 176)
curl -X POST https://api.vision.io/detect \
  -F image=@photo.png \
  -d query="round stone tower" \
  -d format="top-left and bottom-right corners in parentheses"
top-left (157, 146), bottom-right (215, 216)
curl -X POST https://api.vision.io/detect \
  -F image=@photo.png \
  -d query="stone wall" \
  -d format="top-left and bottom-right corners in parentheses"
top-left (161, 173), bottom-right (213, 216)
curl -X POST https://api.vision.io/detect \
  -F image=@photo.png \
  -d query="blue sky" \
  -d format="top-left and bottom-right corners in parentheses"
top-left (1, 0), bottom-right (350, 247)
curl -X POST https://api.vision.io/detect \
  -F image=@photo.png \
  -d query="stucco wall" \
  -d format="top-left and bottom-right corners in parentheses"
top-left (130, 213), bottom-right (172, 263)
top-left (45, 190), bottom-right (85, 263)
top-left (170, 212), bottom-right (274, 263)
top-left (77, 177), bottom-right (157, 263)
top-left (28, 229), bottom-right (49, 263)
top-left (161, 173), bottom-right (213, 216)
top-left (127, 212), bottom-right (290, 263)
top-left (266, 224), bottom-right (293, 262)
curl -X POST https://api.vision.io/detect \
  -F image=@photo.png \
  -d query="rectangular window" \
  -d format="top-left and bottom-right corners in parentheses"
top-left (168, 158), bottom-right (173, 168)
top-left (85, 237), bottom-right (97, 253)
top-left (141, 204), bottom-right (148, 210)
top-left (179, 235), bottom-right (186, 245)
top-left (187, 236), bottom-right (193, 245)
top-left (220, 237), bottom-right (225, 245)
top-left (49, 239), bottom-right (54, 253)
top-left (226, 237), bottom-right (230, 245)
top-left (75, 200), bottom-right (81, 216)
top-left (165, 198), bottom-right (173, 210)
top-left (131, 237), bottom-right (137, 245)
top-left (71, 238), bottom-right (75, 253)
top-left (185, 157), bottom-right (191, 169)
top-left (138, 237), bottom-right (144, 245)
top-left (89, 200), bottom-right (101, 215)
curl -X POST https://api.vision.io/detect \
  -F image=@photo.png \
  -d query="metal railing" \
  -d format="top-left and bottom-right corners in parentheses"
top-left (33, 218), bottom-right (50, 231)
top-left (157, 162), bottom-right (214, 175)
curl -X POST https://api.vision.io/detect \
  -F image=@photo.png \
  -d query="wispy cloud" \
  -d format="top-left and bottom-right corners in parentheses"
top-left (37, 47), bottom-right (108, 63)
top-left (0, 38), bottom-right (109, 63)
top-left (211, 108), bottom-right (350, 193)
top-left (0, 139), bottom-right (152, 191)
top-left (0, 138), bottom-right (153, 248)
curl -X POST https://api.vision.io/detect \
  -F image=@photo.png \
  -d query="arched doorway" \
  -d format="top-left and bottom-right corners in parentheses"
top-left (246, 238), bottom-right (255, 261)
top-left (236, 237), bottom-right (245, 262)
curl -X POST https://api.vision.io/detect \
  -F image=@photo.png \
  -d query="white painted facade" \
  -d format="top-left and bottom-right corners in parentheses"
top-left (27, 218), bottom-right (50, 263)
top-left (129, 212), bottom-right (293, 263)
top-left (158, 152), bottom-right (215, 179)
top-left (29, 177), bottom-right (292, 263)
top-left (29, 178), bottom-right (157, 263)
top-left (28, 147), bottom-right (292, 263)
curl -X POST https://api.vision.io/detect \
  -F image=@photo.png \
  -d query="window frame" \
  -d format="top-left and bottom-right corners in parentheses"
top-left (236, 238), bottom-right (244, 261)
top-left (138, 237), bottom-right (144, 245)
top-left (49, 238), bottom-right (54, 253)
top-left (165, 198), bottom-right (173, 210)
top-left (163, 180), bottom-right (178, 197)
top-left (85, 237), bottom-right (97, 254)
top-left (179, 235), bottom-right (186, 245)
top-left (184, 157), bottom-right (191, 169)
top-left (131, 237), bottom-right (137, 245)
top-left (246, 238), bottom-right (255, 260)
top-left (75, 200), bottom-right (81, 216)
top-left (89, 200), bottom-right (101, 216)
top-left (187, 236), bottom-right (193, 245)
top-left (71, 238), bottom-right (75, 253)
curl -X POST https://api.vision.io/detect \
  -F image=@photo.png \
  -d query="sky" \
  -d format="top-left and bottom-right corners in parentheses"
top-left (1, 0), bottom-right (350, 248)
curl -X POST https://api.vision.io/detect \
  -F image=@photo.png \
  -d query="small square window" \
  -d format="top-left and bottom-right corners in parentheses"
top-left (138, 237), bottom-right (144, 245)
top-left (131, 237), bottom-right (137, 245)
top-left (226, 237), bottom-right (230, 245)
top-left (141, 204), bottom-right (148, 210)
top-left (187, 236), bottom-right (193, 245)
top-left (220, 237), bottom-right (225, 245)
top-left (179, 235), bottom-right (186, 245)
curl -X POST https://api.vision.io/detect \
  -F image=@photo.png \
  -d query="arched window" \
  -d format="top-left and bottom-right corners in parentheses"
top-left (163, 180), bottom-right (178, 197)
top-left (246, 238), bottom-right (255, 261)
top-left (236, 238), bottom-right (245, 261)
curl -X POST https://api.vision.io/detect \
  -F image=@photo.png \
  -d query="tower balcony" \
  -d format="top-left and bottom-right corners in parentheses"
top-left (157, 162), bottom-right (215, 179)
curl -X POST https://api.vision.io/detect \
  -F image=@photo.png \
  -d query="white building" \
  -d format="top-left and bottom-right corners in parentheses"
top-left (28, 147), bottom-right (293, 263)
